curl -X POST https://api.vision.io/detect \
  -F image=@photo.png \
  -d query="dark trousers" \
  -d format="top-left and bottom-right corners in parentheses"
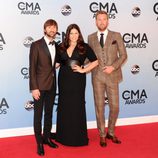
top-left (33, 85), bottom-right (56, 144)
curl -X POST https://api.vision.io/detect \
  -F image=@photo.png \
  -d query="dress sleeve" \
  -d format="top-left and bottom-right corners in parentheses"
top-left (84, 43), bottom-right (97, 62)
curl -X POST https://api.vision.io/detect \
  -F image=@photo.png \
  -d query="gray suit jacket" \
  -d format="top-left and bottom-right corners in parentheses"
top-left (88, 30), bottom-right (127, 84)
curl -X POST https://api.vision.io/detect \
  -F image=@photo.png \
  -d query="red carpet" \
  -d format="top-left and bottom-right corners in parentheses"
top-left (0, 123), bottom-right (158, 158)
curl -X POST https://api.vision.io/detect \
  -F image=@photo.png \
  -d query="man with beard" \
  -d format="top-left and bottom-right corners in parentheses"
top-left (29, 19), bottom-right (59, 156)
top-left (88, 11), bottom-right (127, 147)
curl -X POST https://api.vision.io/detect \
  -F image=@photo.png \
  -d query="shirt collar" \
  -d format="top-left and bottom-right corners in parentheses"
top-left (97, 29), bottom-right (108, 37)
top-left (44, 36), bottom-right (54, 45)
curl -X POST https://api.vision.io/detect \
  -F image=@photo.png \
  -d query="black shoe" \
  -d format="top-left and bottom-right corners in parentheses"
top-left (50, 132), bottom-right (56, 139)
top-left (43, 138), bottom-right (58, 148)
top-left (37, 144), bottom-right (44, 156)
top-left (100, 137), bottom-right (107, 147)
top-left (106, 133), bottom-right (121, 144)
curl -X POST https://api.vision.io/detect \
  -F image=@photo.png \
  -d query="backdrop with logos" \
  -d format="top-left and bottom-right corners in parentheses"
top-left (0, 0), bottom-right (158, 132)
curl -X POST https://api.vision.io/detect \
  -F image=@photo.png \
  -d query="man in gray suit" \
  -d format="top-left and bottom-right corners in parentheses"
top-left (88, 11), bottom-right (127, 147)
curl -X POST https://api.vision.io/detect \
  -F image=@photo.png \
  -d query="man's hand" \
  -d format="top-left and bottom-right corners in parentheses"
top-left (32, 89), bottom-right (40, 100)
top-left (103, 66), bottom-right (115, 74)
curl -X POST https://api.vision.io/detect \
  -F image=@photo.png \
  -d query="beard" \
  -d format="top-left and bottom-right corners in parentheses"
top-left (97, 23), bottom-right (108, 32)
top-left (45, 31), bottom-right (56, 39)
top-left (98, 26), bottom-right (107, 32)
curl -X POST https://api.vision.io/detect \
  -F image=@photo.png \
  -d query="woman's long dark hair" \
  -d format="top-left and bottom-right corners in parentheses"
top-left (60, 24), bottom-right (86, 54)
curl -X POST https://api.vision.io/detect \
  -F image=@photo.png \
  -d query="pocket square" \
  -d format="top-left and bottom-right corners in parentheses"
top-left (112, 40), bottom-right (117, 44)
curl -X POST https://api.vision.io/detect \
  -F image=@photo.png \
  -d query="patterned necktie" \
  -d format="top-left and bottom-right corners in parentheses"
top-left (100, 33), bottom-right (104, 48)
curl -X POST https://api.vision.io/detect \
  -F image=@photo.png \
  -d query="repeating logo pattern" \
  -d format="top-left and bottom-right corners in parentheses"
top-left (132, 7), bottom-right (141, 17)
top-left (61, 5), bottom-right (72, 16)
top-left (18, 2), bottom-right (41, 15)
top-left (152, 60), bottom-right (158, 77)
top-left (153, 2), bottom-right (158, 20)
top-left (122, 89), bottom-right (148, 105)
top-left (23, 36), bottom-right (34, 48)
top-left (131, 65), bottom-right (140, 74)
top-left (0, 1), bottom-right (157, 129)
top-left (123, 33), bottom-right (148, 48)
top-left (0, 98), bottom-right (9, 115)
top-left (0, 33), bottom-right (6, 51)
top-left (89, 2), bottom-right (118, 19)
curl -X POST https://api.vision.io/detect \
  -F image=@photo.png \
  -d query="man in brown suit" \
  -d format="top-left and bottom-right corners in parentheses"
top-left (88, 11), bottom-right (127, 147)
top-left (29, 19), bottom-right (59, 156)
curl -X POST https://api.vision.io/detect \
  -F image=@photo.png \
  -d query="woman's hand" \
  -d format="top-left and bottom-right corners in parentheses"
top-left (72, 60), bottom-right (98, 74)
top-left (72, 65), bottom-right (85, 73)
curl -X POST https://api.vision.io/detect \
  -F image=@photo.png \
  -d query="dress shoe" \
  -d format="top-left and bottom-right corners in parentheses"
top-left (43, 138), bottom-right (58, 148)
top-left (106, 133), bottom-right (121, 144)
top-left (50, 132), bottom-right (56, 139)
top-left (37, 143), bottom-right (44, 156)
top-left (100, 137), bottom-right (107, 147)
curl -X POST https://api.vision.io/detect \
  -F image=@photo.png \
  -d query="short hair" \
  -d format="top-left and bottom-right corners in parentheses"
top-left (95, 10), bottom-right (109, 20)
top-left (43, 19), bottom-right (58, 30)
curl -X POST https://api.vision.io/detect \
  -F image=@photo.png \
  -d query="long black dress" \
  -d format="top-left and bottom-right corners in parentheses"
top-left (55, 43), bottom-right (97, 146)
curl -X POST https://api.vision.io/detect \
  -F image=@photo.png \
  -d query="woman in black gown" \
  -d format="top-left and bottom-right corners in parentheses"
top-left (55, 24), bottom-right (98, 146)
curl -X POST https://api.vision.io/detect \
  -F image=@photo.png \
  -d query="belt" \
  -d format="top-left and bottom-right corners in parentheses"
top-left (63, 59), bottom-right (81, 67)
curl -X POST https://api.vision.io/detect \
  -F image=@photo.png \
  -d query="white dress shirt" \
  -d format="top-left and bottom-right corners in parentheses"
top-left (97, 29), bottom-right (108, 44)
top-left (44, 36), bottom-right (55, 66)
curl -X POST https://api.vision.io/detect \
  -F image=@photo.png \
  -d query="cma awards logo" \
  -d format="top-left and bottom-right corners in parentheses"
top-left (89, 2), bottom-right (118, 19)
top-left (55, 31), bottom-right (66, 44)
top-left (21, 67), bottom-right (29, 79)
top-left (131, 65), bottom-right (140, 74)
top-left (18, 2), bottom-right (41, 15)
top-left (123, 33), bottom-right (148, 48)
top-left (0, 98), bottom-right (9, 115)
top-left (0, 33), bottom-right (6, 51)
top-left (61, 5), bottom-right (72, 16)
top-left (122, 89), bottom-right (147, 105)
top-left (152, 60), bottom-right (158, 77)
top-left (131, 7), bottom-right (141, 17)
top-left (153, 2), bottom-right (158, 21)
top-left (23, 36), bottom-right (34, 48)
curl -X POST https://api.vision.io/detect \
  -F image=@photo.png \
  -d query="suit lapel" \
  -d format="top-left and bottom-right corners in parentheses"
top-left (41, 37), bottom-right (51, 57)
top-left (104, 30), bottom-right (113, 52)
top-left (93, 32), bottom-right (101, 48)
top-left (40, 37), bottom-right (55, 69)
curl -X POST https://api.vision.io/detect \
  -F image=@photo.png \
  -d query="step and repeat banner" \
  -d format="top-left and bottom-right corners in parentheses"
top-left (0, 0), bottom-right (158, 130)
